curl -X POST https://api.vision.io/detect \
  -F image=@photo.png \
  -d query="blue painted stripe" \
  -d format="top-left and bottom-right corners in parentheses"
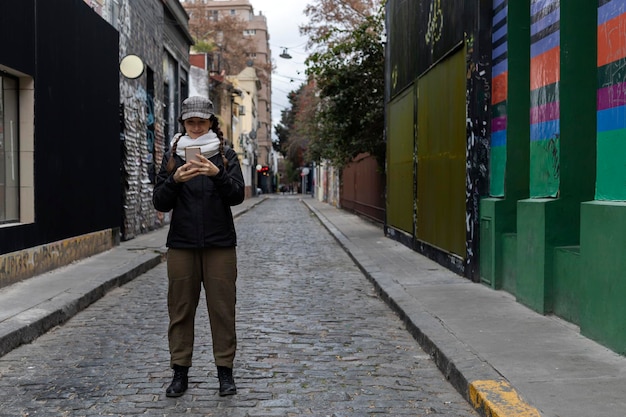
top-left (531, 0), bottom-right (556, 17)
top-left (530, 119), bottom-right (560, 141)
top-left (598, 105), bottom-right (626, 132)
top-left (599, 0), bottom-right (626, 25)
top-left (531, 9), bottom-right (559, 36)
top-left (492, 130), bottom-right (507, 147)
top-left (531, 30), bottom-right (559, 58)
top-left (493, 41), bottom-right (508, 60)
top-left (493, 6), bottom-right (508, 26)
top-left (494, 0), bottom-right (506, 9)
top-left (492, 24), bottom-right (507, 43)
top-left (493, 60), bottom-right (508, 78)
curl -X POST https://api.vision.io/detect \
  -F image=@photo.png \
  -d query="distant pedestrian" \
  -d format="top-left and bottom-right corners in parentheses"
top-left (152, 96), bottom-right (245, 398)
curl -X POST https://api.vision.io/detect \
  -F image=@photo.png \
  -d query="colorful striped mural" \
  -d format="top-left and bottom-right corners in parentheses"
top-left (491, 0), bottom-right (508, 197)
top-left (597, 0), bottom-right (626, 200)
top-left (529, 0), bottom-right (560, 198)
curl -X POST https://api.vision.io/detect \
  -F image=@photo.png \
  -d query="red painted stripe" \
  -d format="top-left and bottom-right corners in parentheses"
top-left (492, 72), bottom-right (508, 105)
top-left (598, 12), bottom-right (626, 67)
top-left (530, 47), bottom-right (560, 90)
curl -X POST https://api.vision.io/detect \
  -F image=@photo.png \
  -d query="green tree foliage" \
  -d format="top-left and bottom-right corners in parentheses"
top-left (274, 0), bottom-right (386, 171)
top-left (305, 6), bottom-right (386, 169)
top-left (275, 85), bottom-right (316, 182)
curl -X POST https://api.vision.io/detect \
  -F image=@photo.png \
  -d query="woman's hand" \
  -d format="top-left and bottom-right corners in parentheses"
top-left (173, 155), bottom-right (219, 182)
top-left (191, 154), bottom-right (220, 177)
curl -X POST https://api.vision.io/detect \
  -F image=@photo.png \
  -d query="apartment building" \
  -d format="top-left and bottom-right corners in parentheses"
top-left (181, 0), bottom-right (273, 178)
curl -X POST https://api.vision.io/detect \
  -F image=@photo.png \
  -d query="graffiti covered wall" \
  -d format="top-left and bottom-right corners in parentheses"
top-left (117, 0), bottom-right (168, 240)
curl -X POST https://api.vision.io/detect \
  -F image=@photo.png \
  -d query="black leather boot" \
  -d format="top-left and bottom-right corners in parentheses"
top-left (166, 364), bottom-right (189, 397)
top-left (217, 366), bottom-right (237, 396)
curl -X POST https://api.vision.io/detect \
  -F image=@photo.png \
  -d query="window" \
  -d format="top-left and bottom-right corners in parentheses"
top-left (246, 52), bottom-right (257, 59)
top-left (0, 66), bottom-right (34, 225)
top-left (230, 9), bottom-right (236, 16)
top-left (0, 74), bottom-right (18, 223)
top-left (244, 29), bottom-right (256, 36)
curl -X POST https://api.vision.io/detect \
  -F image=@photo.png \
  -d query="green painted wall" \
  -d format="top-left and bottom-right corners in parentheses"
top-left (479, 0), bottom-right (529, 289)
top-left (580, 202), bottom-right (626, 354)
top-left (386, 86), bottom-right (415, 234)
top-left (596, 129), bottom-right (626, 200)
top-left (501, 233), bottom-right (517, 294)
top-left (552, 246), bottom-right (580, 325)
top-left (529, 139), bottom-right (560, 198)
top-left (573, 0), bottom-right (626, 354)
top-left (516, 199), bottom-right (553, 313)
top-left (515, 0), bottom-right (596, 313)
top-left (489, 145), bottom-right (506, 197)
top-left (503, 1), bottom-right (531, 201)
top-left (559, 3), bottom-right (597, 202)
top-left (517, 196), bottom-right (586, 314)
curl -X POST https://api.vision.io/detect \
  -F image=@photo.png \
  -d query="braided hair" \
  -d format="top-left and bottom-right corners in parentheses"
top-left (166, 114), bottom-right (229, 174)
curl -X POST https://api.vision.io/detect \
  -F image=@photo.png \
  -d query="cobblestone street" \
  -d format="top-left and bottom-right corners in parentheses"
top-left (0, 197), bottom-right (478, 416)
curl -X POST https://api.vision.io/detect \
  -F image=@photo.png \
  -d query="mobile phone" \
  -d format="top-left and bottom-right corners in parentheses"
top-left (185, 146), bottom-right (201, 162)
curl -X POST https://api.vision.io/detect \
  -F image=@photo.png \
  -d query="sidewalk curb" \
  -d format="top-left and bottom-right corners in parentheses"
top-left (304, 200), bottom-right (542, 417)
top-left (0, 252), bottom-right (161, 358)
top-left (235, 196), bottom-right (268, 218)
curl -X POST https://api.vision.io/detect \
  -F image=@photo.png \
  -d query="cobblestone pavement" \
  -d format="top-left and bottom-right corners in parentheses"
top-left (0, 197), bottom-right (478, 417)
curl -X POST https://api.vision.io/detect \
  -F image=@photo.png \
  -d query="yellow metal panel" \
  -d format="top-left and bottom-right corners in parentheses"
top-left (417, 48), bottom-right (466, 257)
top-left (386, 86), bottom-right (415, 234)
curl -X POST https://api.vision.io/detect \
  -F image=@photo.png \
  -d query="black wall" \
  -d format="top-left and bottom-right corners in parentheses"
top-left (0, 0), bottom-right (120, 253)
top-left (387, 0), bottom-right (472, 99)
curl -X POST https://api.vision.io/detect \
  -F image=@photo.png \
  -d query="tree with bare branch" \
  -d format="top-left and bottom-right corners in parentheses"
top-left (301, 0), bottom-right (384, 50)
top-left (186, 11), bottom-right (272, 84)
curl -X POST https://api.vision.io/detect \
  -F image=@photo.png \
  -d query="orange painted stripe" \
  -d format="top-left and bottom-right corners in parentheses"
top-left (598, 13), bottom-right (626, 67)
top-left (492, 72), bottom-right (508, 105)
top-left (530, 47), bottom-right (560, 91)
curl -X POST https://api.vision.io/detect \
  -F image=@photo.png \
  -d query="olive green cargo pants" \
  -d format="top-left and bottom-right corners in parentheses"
top-left (166, 247), bottom-right (237, 369)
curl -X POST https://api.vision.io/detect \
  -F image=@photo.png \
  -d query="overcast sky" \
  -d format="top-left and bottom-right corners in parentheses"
top-left (250, 0), bottom-right (310, 139)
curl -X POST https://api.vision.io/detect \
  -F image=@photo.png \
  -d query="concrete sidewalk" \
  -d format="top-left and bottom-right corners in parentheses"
top-left (1, 195), bottom-right (625, 417)
top-left (304, 198), bottom-right (626, 417)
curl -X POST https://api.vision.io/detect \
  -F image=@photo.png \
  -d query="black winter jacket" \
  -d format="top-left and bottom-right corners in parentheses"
top-left (152, 146), bottom-right (245, 249)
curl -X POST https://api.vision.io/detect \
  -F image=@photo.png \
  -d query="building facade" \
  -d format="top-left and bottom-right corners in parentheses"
top-left (87, 0), bottom-right (194, 240)
top-left (386, 0), bottom-right (626, 356)
top-left (231, 67), bottom-right (262, 195)
top-left (0, 0), bottom-right (120, 288)
top-left (181, 0), bottom-right (273, 181)
top-left (385, 0), bottom-right (491, 280)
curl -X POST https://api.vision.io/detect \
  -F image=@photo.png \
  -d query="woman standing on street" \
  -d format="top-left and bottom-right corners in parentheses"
top-left (153, 96), bottom-right (245, 398)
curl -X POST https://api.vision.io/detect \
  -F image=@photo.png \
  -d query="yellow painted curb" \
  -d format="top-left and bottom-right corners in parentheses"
top-left (469, 380), bottom-right (541, 417)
